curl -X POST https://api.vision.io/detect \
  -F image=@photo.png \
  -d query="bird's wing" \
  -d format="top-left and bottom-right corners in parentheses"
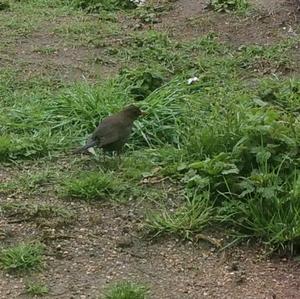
top-left (91, 117), bottom-right (125, 147)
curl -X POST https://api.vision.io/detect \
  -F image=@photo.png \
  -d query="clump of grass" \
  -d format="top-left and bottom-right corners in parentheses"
top-left (138, 71), bottom-right (300, 253)
top-left (120, 68), bottom-right (165, 101)
top-left (219, 169), bottom-right (300, 253)
top-left (103, 281), bottom-right (148, 299)
top-left (0, 80), bottom-right (129, 160)
top-left (134, 2), bottom-right (173, 24)
top-left (209, 0), bottom-right (248, 12)
top-left (0, 243), bottom-right (44, 272)
top-left (73, 0), bottom-right (137, 12)
top-left (33, 46), bottom-right (57, 55)
top-left (0, 136), bottom-right (11, 161)
top-left (0, 1), bottom-right (10, 11)
top-left (256, 77), bottom-right (300, 110)
top-left (120, 151), bottom-right (155, 181)
top-left (145, 194), bottom-right (214, 239)
top-left (133, 78), bottom-right (191, 148)
top-left (185, 33), bottom-right (228, 55)
top-left (54, 15), bottom-right (119, 45)
top-left (237, 42), bottom-right (293, 74)
top-left (118, 31), bottom-right (187, 73)
top-left (0, 132), bottom-right (69, 161)
top-left (25, 281), bottom-right (49, 297)
top-left (61, 171), bottom-right (126, 201)
top-left (48, 81), bottom-right (129, 131)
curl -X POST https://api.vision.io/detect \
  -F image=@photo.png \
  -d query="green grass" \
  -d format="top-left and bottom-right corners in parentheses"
top-left (33, 46), bottom-right (58, 55)
top-left (0, 1), bottom-right (10, 11)
top-left (218, 167), bottom-right (300, 253)
top-left (0, 167), bottom-right (61, 193)
top-left (145, 193), bottom-right (215, 239)
top-left (0, 79), bottom-right (130, 160)
top-left (0, 36), bottom-right (296, 160)
top-left (0, 243), bottom-right (44, 272)
top-left (0, 0), bottom-right (69, 40)
top-left (25, 281), bottom-right (49, 296)
top-left (72, 0), bottom-right (137, 12)
top-left (61, 171), bottom-right (127, 201)
top-left (54, 15), bottom-right (120, 45)
top-left (209, 0), bottom-right (249, 12)
top-left (0, 136), bottom-right (11, 161)
top-left (103, 281), bottom-right (148, 299)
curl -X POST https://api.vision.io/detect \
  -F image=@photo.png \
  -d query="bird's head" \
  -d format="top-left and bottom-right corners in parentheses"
top-left (123, 105), bottom-right (145, 120)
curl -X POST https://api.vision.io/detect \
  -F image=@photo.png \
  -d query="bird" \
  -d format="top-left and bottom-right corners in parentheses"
top-left (74, 105), bottom-right (144, 156)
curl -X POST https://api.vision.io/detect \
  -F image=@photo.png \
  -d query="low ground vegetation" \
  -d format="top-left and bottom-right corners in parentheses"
top-left (0, 0), bottom-right (299, 297)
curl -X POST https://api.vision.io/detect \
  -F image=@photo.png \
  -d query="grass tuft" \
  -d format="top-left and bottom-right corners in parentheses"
top-left (25, 281), bottom-right (49, 296)
top-left (0, 243), bottom-right (44, 272)
top-left (219, 171), bottom-right (300, 253)
top-left (209, 0), bottom-right (248, 12)
top-left (0, 136), bottom-right (12, 161)
top-left (61, 171), bottom-right (126, 201)
top-left (145, 194), bottom-right (215, 239)
top-left (103, 281), bottom-right (148, 299)
top-left (72, 0), bottom-right (137, 12)
top-left (0, 1), bottom-right (10, 11)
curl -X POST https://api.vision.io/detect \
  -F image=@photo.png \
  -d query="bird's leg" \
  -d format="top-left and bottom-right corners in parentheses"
top-left (101, 149), bottom-right (106, 165)
top-left (117, 150), bottom-right (121, 166)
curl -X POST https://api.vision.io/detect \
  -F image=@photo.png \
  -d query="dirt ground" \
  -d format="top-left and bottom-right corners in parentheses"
top-left (1, 197), bottom-right (300, 298)
top-left (154, 0), bottom-right (299, 44)
top-left (2, 0), bottom-right (299, 82)
top-left (1, 0), bottom-right (300, 298)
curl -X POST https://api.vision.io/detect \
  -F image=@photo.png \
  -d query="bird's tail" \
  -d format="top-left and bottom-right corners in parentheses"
top-left (73, 139), bottom-right (97, 154)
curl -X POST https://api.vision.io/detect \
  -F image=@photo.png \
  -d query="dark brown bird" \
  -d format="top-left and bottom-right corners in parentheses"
top-left (74, 105), bottom-right (144, 155)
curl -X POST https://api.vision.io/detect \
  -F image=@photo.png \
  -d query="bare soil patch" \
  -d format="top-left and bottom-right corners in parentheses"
top-left (153, 0), bottom-right (299, 45)
top-left (0, 17), bottom-right (119, 83)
